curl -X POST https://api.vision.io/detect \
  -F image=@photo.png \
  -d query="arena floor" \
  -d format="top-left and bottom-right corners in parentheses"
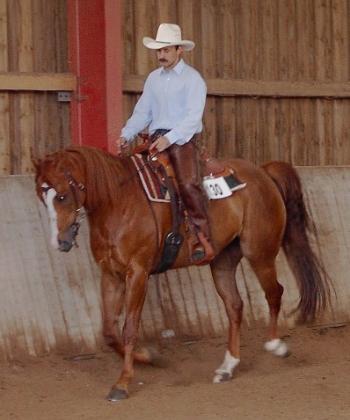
top-left (1, 324), bottom-right (349, 420)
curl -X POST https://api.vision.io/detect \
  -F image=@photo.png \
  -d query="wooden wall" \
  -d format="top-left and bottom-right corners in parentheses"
top-left (122, 0), bottom-right (350, 165)
top-left (2, 1), bottom-right (350, 173)
top-left (0, 0), bottom-right (70, 176)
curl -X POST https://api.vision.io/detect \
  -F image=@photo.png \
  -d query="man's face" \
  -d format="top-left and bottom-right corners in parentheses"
top-left (157, 46), bottom-right (183, 69)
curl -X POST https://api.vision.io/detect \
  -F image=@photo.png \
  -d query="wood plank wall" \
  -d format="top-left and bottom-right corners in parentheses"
top-left (0, 0), bottom-right (70, 176)
top-left (122, 0), bottom-right (350, 165)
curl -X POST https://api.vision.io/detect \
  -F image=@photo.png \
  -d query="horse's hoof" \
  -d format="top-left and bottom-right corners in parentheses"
top-left (147, 347), bottom-right (169, 368)
top-left (106, 387), bottom-right (129, 402)
top-left (264, 339), bottom-right (290, 357)
top-left (213, 372), bottom-right (231, 384)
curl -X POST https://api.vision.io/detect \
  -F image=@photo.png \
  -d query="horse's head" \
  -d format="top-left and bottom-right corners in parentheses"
top-left (34, 152), bottom-right (86, 252)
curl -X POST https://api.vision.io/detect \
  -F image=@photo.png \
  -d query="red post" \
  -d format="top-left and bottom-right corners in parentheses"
top-left (67, 0), bottom-right (122, 154)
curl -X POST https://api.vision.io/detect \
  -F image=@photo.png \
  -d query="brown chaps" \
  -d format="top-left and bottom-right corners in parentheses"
top-left (165, 137), bottom-right (211, 241)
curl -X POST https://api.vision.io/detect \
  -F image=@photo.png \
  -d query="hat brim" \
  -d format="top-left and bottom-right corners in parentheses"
top-left (142, 37), bottom-right (195, 51)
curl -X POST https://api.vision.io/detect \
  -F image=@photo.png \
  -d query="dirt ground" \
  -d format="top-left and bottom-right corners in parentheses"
top-left (1, 324), bottom-right (350, 420)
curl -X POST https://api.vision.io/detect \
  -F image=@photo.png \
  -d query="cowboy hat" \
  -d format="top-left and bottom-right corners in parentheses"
top-left (143, 23), bottom-right (195, 51)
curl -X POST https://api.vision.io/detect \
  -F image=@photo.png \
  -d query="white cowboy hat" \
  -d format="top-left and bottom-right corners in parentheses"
top-left (143, 23), bottom-right (195, 51)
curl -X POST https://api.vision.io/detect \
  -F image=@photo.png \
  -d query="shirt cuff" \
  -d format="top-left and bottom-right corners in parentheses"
top-left (165, 129), bottom-right (183, 145)
top-left (120, 128), bottom-right (135, 143)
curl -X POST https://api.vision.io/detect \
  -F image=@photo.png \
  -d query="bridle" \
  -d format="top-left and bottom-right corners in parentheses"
top-left (65, 170), bottom-right (86, 213)
top-left (62, 171), bottom-right (87, 246)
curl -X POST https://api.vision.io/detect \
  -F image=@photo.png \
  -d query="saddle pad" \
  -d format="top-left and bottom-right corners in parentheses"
top-left (131, 155), bottom-right (246, 203)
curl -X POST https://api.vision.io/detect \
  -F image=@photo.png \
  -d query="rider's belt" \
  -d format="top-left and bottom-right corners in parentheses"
top-left (150, 129), bottom-right (199, 144)
top-left (150, 129), bottom-right (171, 142)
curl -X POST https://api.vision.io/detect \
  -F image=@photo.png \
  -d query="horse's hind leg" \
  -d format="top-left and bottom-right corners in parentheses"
top-left (210, 242), bottom-right (243, 383)
top-left (248, 259), bottom-right (289, 357)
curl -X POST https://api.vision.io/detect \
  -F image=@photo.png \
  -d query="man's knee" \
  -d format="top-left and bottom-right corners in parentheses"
top-left (178, 179), bottom-right (203, 197)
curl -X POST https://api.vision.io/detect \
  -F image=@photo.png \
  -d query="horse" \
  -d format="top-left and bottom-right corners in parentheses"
top-left (33, 145), bottom-right (330, 401)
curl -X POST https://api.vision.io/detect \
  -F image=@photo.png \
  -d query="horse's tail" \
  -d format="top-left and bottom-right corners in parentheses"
top-left (262, 161), bottom-right (331, 323)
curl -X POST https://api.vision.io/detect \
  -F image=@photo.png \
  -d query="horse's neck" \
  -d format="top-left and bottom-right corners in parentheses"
top-left (83, 155), bottom-right (138, 215)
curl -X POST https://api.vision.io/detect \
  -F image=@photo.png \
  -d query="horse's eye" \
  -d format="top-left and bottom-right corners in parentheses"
top-left (56, 194), bottom-right (66, 202)
top-left (41, 186), bottom-right (51, 194)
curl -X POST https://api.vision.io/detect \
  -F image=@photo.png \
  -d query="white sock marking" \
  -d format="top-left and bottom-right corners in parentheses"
top-left (264, 338), bottom-right (289, 357)
top-left (42, 183), bottom-right (59, 249)
top-left (213, 350), bottom-right (240, 383)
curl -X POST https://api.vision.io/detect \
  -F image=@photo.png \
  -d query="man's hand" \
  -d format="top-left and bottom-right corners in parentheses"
top-left (149, 136), bottom-right (171, 154)
top-left (116, 137), bottom-right (129, 156)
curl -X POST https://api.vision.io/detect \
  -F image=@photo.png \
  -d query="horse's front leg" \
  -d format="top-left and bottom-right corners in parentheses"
top-left (101, 271), bottom-right (152, 364)
top-left (101, 270), bottom-right (125, 354)
top-left (107, 263), bottom-right (148, 401)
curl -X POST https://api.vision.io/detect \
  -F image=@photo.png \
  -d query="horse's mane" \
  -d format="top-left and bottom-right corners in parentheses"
top-left (59, 146), bottom-right (134, 209)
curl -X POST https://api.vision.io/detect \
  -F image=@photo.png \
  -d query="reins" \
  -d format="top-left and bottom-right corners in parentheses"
top-left (114, 153), bottom-right (160, 188)
top-left (119, 155), bottom-right (163, 269)
top-left (112, 154), bottom-right (164, 272)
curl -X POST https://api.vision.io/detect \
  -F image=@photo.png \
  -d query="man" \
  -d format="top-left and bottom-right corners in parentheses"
top-left (117, 23), bottom-right (214, 265)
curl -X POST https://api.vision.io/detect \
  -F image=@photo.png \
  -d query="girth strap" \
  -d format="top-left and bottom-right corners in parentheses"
top-left (152, 153), bottom-right (184, 273)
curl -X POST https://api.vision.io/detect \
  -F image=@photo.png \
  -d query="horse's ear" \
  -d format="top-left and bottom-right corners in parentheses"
top-left (30, 147), bottom-right (41, 171)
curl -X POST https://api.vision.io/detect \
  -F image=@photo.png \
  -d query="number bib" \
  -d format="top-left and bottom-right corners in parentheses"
top-left (202, 176), bottom-right (233, 200)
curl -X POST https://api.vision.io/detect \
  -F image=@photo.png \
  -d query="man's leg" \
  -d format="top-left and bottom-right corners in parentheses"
top-left (167, 139), bottom-right (214, 264)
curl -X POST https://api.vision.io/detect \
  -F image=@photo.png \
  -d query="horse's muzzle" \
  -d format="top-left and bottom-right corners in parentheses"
top-left (58, 222), bottom-right (80, 252)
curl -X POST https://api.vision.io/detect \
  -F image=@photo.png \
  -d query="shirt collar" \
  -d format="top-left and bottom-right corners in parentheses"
top-left (160, 59), bottom-right (185, 75)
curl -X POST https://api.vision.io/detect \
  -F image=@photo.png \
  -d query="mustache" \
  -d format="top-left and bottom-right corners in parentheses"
top-left (159, 59), bottom-right (168, 63)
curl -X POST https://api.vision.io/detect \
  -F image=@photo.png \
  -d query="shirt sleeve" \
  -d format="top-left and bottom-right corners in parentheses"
top-left (121, 76), bottom-right (153, 142)
top-left (165, 74), bottom-right (207, 145)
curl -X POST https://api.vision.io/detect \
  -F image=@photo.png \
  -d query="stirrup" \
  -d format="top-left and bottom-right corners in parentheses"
top-left (191, 232), bottom-right (215, 265)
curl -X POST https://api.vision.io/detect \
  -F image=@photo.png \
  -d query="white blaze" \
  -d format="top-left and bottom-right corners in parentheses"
top-left (42, 183), bottom-right (59, 249)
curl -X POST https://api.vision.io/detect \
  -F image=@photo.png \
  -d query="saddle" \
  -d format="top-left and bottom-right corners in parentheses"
top-left (132, 134), bottom-right (245, 202)
top-left (131, 134), bottom-right (246, 273)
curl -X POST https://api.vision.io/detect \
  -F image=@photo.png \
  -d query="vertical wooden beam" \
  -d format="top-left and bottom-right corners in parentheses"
top-left (134, 1), bottom-right (156, 74)
top-left (0, 0), bottom-right (10, 174)
top-left (18, 0), bottom-right (35, 174)
top-left (67, 0), bottom-right (122, 153)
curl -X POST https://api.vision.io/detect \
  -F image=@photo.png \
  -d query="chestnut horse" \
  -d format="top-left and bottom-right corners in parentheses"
top-left (34, 146), bottom-right (330, 401)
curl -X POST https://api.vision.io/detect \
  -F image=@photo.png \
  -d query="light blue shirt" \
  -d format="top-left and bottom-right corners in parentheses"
top-left (121, 59), bottom-right (207, 145)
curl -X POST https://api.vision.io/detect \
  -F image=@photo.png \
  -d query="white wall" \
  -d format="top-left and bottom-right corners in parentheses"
top-left (0, 169), bottom-right (348, 359)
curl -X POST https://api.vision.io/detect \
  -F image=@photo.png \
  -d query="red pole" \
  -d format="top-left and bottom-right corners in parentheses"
top-left (105, 0), bottom-right (122, 154)
top-left (67, 0), bottom-right (122, 154)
